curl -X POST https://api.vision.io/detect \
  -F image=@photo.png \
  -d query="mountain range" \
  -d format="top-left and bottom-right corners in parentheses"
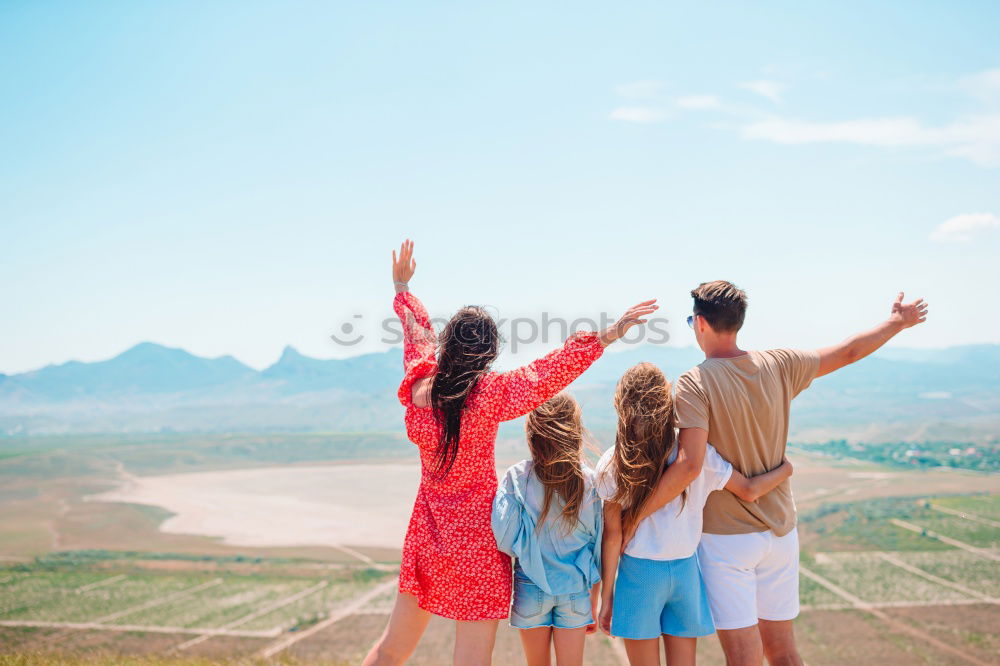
top-left (1, 342), bottom-right (998, 442)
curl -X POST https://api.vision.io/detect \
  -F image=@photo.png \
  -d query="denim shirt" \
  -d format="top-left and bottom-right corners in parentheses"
top-left (491, 459), bottom-right (603, 596)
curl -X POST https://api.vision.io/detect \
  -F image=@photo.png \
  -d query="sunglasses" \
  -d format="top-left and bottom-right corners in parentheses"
top-left (686, 314), bottom-right (696, 329)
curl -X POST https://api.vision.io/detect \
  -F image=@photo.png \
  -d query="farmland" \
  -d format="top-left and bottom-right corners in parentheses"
top-left (2, 493), bottom-right (998, 665)
top-left (0, 434), bottom-right (997, 664)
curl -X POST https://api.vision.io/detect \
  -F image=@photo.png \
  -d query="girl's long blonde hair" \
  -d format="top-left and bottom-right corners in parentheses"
top-left (525, 392), bottom-right (590, 534)
top-left (609, 362), bottom-right (682, 539)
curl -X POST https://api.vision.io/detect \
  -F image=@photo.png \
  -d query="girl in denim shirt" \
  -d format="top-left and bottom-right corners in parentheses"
top-left (492, 392), bottom-right (603, 666)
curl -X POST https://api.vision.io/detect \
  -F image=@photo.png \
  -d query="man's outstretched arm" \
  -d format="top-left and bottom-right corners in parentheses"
top-left (816, 292), bottom-right (928, 378)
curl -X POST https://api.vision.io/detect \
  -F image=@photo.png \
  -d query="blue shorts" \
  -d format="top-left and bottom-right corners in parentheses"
top-left (611, 552), bottom-right (715, 640)
top-left (510, 569), bottom-right (593, 630)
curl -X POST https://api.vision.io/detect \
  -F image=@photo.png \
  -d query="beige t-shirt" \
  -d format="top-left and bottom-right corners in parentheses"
top-left (674, 349), bottom-right (819, 537)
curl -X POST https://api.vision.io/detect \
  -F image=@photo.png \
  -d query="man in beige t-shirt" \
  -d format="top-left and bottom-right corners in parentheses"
top-left (674, 347), bottom-right (818, 538)
top-left (632, 281), bottom-right (928, 666)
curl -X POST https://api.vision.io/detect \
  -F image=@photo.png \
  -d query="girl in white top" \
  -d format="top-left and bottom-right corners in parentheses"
top-left (595, 363), bottom-right (792, 666)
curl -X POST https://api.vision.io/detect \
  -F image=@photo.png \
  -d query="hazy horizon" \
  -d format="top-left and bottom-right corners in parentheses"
top-left (7, 336), bottom-right (999, 377)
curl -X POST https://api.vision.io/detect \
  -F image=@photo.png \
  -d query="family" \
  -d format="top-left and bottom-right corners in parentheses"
top-left (363, 240), bottom-right (928, 666)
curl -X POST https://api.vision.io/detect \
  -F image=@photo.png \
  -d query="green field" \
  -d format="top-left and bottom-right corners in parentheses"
top-left (935, 494), bottom-right (1000, 520)
top-left (798, 495), bottom-right (991, 551)
top-left (0, 556), bottom-right (392, 639)
top-left (893, 550), bottom-right (1000, 598)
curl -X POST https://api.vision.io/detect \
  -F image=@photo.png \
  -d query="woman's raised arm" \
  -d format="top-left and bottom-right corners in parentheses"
top-left (391, 240), bottom-right (436, 366)
top-left (481, 300), bottom-right (658, 422)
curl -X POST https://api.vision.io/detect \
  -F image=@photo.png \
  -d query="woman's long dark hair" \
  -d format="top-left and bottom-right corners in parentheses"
top-left (430, 306), bottom-right (499, 479)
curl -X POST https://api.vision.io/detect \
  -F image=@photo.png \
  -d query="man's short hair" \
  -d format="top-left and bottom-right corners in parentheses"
top-left (691, 280), bottom-right (748, 333)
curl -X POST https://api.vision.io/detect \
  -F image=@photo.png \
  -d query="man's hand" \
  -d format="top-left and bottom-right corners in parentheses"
top-left (889, 292), bottom-right (929, 329)
top-left (391, 239), bottom-right (416, 291)
top-left (817, 292), bottom-right (929, 377)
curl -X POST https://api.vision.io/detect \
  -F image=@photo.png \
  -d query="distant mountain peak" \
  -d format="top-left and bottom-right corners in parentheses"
top-left (128, 341), bottom-right (171, 352)
top-left (265, 346), bottom-right (316, 373)
top-left (120, 341), bottom-right (188, 359)
top-left (278, 345), bottom-right (306, 362)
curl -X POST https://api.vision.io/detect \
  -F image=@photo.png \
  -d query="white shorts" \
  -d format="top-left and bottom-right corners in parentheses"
top-left (697, 528), bottom-right (799, 630)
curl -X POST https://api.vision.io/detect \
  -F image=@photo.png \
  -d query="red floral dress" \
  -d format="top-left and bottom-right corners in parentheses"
top-left (393, 291), bottom-right (605, 621)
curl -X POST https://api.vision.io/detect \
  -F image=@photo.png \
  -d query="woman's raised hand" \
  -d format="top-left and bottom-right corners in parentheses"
top-left (392, 239), bottom-right (417, 292)
top-left (599, 299), bottom-right (658, 347)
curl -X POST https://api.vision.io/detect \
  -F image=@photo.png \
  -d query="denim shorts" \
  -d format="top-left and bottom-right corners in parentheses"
top-left (611, 552), bottom-right (715, 640)
top-left (510, 569), bottom-right (593, 630)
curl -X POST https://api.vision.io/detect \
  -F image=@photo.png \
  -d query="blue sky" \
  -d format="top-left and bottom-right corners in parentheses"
top-left (2, 1), bottom-right (999, 373)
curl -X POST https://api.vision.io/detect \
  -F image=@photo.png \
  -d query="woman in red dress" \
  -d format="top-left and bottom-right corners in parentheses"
top-left (364, 240), bottom-right (657, 666)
